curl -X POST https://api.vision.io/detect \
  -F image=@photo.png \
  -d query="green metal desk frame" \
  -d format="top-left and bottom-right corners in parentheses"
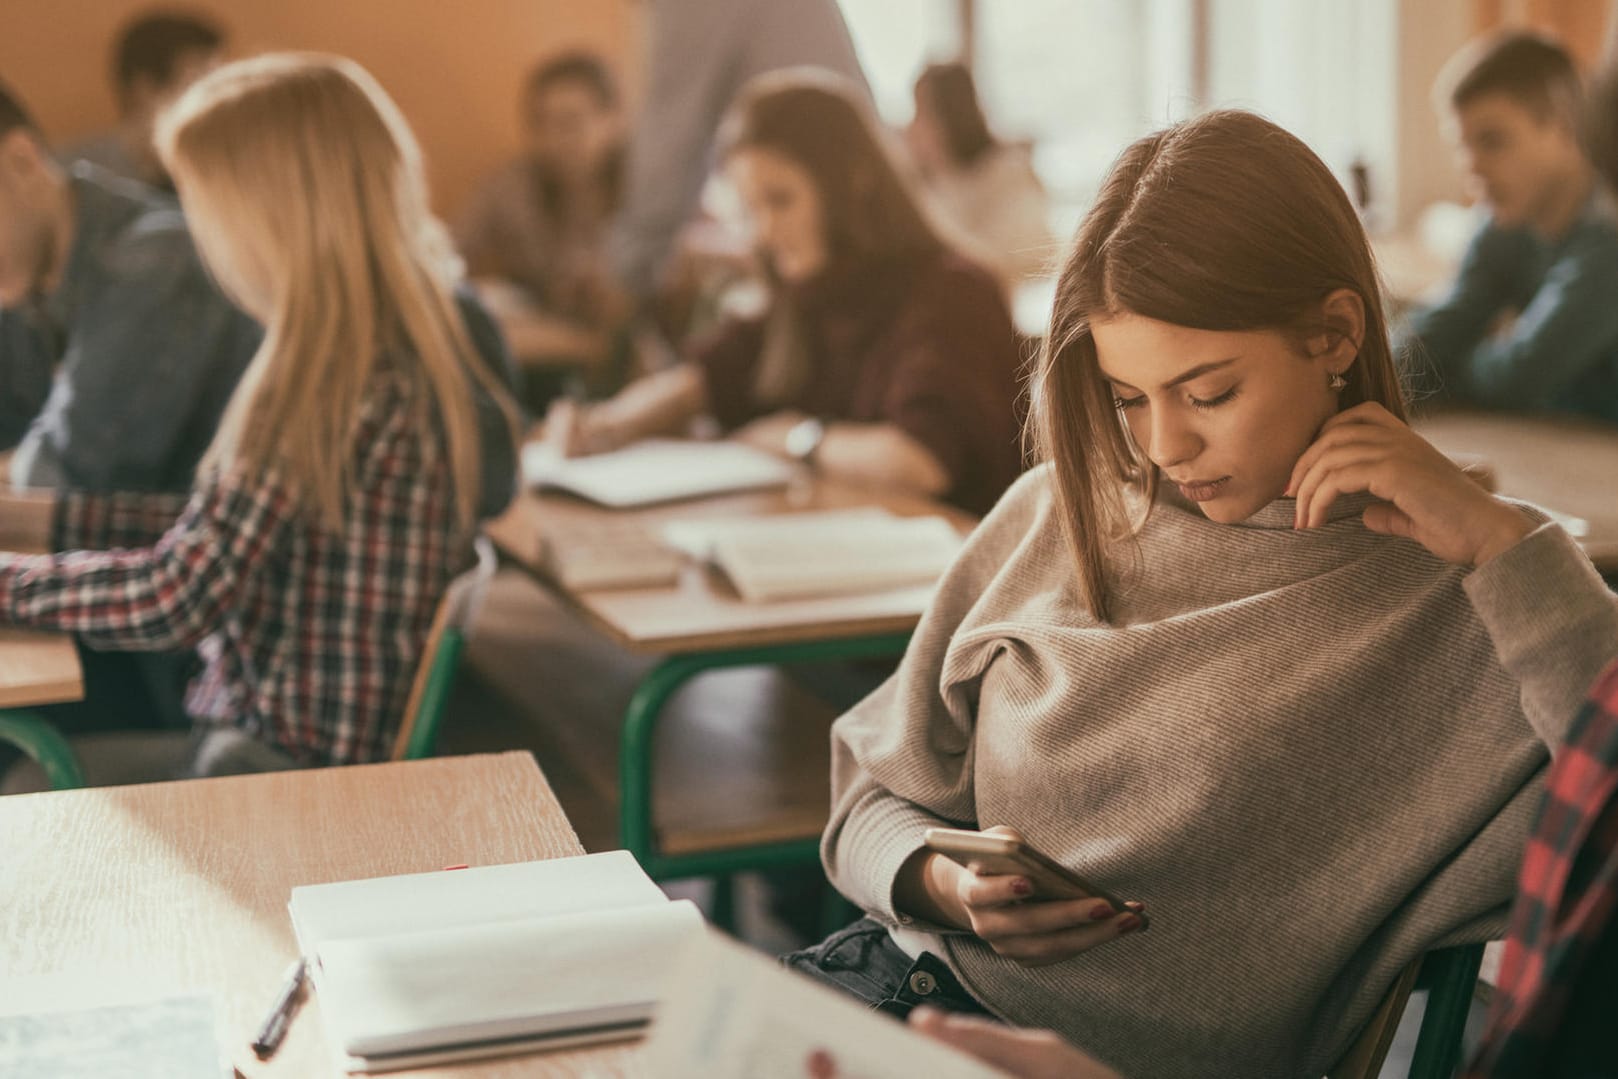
top-left (618, 629), bottom-right (913, 883)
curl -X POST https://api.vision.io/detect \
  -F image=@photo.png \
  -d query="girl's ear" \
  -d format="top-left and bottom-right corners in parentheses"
top-left (1310, 288), bottom-right (1365, 372)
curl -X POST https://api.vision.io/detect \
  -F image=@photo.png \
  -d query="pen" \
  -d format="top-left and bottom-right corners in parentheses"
top-left (250, 957), bottom-right (307, 1060)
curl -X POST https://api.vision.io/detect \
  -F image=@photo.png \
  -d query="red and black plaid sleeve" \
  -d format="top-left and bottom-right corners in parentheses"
top-left (0, 471), bottom-right (295, 652)
top-left (0, 371), bottom-right (470, 767)
top-left (52, 488), bottom-right (193, 552)
top-left (1466, 658), bottom-right (1618, 1077)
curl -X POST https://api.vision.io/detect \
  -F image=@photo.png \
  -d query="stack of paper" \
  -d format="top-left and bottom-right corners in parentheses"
top-left (644, 928), bottom-right (1008, 1078)
top-left (290, 851), bottom-right (703, 1072)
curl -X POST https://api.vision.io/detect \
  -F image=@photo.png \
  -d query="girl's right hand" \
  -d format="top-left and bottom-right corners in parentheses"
top-left (542, 399), bottom-right (618, 458)
top-left (914, 827), bottom-right (1146, 967)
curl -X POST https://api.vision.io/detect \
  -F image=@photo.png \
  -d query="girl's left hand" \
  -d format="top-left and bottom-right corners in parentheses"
top-left (1286, 402), bottom-right (1533, 566)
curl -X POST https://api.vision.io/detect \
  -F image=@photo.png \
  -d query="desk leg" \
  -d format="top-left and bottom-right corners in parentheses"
top-left (618, 632), bottom-right (914, 885)
top-left (0, 710), bottom-right (85, 791)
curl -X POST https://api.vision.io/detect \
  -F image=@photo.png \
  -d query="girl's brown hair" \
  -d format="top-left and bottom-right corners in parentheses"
top-left (1031, 109), bottom-right (1406, 622)
top-left (717, 68), bottom-right (944, 267)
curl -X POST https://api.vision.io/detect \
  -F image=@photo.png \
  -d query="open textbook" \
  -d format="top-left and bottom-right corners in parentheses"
top-left (643, 928), bottom-right (1008, 1078)
top-left (663, 507), bottom-right (965, 603)
top-left (289, 851), bottom-right (702, 1073)
top-left (522, 438), bottom-right (795, 508)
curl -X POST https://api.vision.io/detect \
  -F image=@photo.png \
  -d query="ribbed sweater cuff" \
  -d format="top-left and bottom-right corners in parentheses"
top-left (1465, 522), bottom-right (1618, 744)
top-left (833, 796), bottom-right (952, 928)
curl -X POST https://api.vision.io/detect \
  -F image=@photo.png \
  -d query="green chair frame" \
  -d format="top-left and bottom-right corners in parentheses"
top-left (0, 710), bottom-right (85, 790)
top-left (1408, 942), bottom-right (1487, 1079)
top-left (393, 535), bottom-right (499, 760)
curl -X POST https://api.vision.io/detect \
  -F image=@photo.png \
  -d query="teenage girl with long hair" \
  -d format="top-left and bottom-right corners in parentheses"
top-left (793, 109), bottom-right (1618, 1079)
top-left (551, 69), bottom-right (1022, 516)
top-left (0, 53), bottom-right (518, 780)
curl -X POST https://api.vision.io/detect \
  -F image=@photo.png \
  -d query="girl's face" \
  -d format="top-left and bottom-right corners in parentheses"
top-left (725, 147), bottom-right (828, 283)
top-left (175, 174), bottom-right (273, 321)
top-left (1090, 311), bottom-right (1347, 524)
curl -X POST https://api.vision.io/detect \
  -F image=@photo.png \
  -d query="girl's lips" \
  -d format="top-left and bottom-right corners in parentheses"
top-left (1175, 476), bottom-right (1231, 502)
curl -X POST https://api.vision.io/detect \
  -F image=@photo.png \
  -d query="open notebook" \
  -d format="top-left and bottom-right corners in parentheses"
top-left (663, 508), bottom-right (965, 603)
top-left (522, 439), bottom-right (795, 508)
top-left (289, 851), bottom-right (702, 1073)
top-left (644, 928), bottom-right (1008, 1078)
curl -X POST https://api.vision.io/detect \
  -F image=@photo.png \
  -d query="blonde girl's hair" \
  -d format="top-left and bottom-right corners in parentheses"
top-left (155, 52), bottom-right (517, 531)
top-left (1031, 109), bottom-right (1408, 623)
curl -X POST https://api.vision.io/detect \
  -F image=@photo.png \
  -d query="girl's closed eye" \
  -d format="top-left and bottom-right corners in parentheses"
top-left (1113, 393), bottom-right (1147, 411)
top-left (1190, 385), bottom-right (1241, 410)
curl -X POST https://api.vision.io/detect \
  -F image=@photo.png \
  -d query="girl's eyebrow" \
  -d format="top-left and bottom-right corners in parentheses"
top-left (1100, 357), bottom-right (1241, 393)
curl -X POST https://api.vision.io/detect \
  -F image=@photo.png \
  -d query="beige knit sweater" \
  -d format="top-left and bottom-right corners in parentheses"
top-left (822, 464), bottom-right (1618, 1079)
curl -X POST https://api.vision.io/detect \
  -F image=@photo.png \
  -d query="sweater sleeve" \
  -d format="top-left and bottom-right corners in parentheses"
top-left (0, 469), bottom-right (294, 652)
top-left (822, 467), bottom-right (1052, 924)
top-left (1463, 520), bottom-right (1618, 748)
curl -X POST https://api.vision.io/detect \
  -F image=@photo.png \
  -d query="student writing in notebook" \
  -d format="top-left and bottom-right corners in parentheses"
top-left (547, 69), bottom-right (1023, 516)
top-left (0, 53), bottom-right (518, 786)
top-left (792, 110), bottom-right (1618, 1079)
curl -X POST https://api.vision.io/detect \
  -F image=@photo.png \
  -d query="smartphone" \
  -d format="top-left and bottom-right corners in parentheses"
top-left (923, 827), bottom-right (1143, 923)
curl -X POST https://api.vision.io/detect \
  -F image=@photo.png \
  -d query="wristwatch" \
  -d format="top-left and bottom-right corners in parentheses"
top-left (784, 416), bottom-right (827, 467)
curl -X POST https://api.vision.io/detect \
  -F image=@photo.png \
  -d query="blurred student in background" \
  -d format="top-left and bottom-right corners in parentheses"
top-left (552, 70), bottom-right (1023, 516)
top-left (0, 79), bottom-right (258, 735)
top-left (1398, 31), bottom-right (1618, 425)
top-left (455, 52), bottom-right (625, 380)
top-left (608, 0), bottom-right (868, 304)
top-left (0, 54), bottom-right (518, 789)
top-left (62, 10), bottom-right (226, 191)
top-left (906, 61), bottom-right (1055, 290)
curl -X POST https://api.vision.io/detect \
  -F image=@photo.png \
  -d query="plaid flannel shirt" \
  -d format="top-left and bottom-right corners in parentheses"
top-left (0, 369), bottom-right (473, 767)
top-left (1467, 658), bottom-right (1618, 1078)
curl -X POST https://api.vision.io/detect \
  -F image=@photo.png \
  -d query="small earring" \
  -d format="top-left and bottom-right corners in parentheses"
top-left (1328, 370), bottom-right (1348, 391)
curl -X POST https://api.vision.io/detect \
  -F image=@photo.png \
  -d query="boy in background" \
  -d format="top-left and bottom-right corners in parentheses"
top-left (1400, 32), bottom-right (1618, 425)
top-left (62, 10), bottom-right (225, 190)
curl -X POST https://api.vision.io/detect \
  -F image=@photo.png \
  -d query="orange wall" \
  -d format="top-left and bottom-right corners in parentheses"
top-left (0, 0), bottom-right (641, 216)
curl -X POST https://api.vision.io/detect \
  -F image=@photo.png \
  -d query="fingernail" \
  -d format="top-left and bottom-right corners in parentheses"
top-left (1088, 903), bottom-right (1115, 921)
top-left (1010, 878), bottom-right (1032, 897)
top-left (1117, 914), bottom-right (1143, 933)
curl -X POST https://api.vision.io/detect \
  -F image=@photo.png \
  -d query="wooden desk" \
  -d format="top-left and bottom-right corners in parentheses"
top-left (0, 752), bottom-right (643, 1078)
top-left (487, 476), bottom-right (974, 654)
top-left (1416, 411), bottom-right (1618, 572)
top-left (485, 473), bottom-right (976, 879)
top-left (0, 628), bottom-right (82, 709)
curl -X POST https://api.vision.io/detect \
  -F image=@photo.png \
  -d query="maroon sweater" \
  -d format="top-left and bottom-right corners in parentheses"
top-left (695, 251), bottom-right (1024, 516)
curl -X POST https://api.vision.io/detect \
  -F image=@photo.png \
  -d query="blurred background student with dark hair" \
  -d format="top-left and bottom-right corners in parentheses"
top-left (61, 8), bottom-right (225, 191)
top-left (607, 0), bottom-right (868, 304)
top-left (1398, 31), bottom-right (1618, 424)
top-left (552, 69), bottom-right (1022, 517)
top-left (906, 61), bottom-right (1055, 290)
top-left (455, 51), bottom-right (626, 392)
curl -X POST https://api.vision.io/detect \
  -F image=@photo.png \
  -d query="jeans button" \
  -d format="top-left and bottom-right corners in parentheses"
top-left (908, 971), bottom-right (937, 995)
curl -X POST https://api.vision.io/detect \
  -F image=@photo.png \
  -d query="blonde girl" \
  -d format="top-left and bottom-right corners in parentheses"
top-left (0, 53), bottom-right (518, 780)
